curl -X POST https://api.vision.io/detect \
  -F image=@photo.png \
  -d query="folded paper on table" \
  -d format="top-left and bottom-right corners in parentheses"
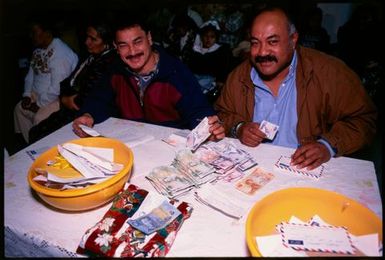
top-left (275, 155), bottom-right (325, 179)
top-left (255, 215), bottom-right (381, 257)
top-left (162, 130), bottom-right (189, 147)
top-left (79, 124), bottom-right (155, 148)
top-left (277, 222), bottom-right (355, 254)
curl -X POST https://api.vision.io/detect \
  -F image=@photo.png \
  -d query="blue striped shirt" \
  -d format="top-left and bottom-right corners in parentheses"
top-left (251, 52), bottom-right (298, 148)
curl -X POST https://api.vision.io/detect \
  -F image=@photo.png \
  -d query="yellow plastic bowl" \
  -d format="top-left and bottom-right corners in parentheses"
top-left (246, 187), bottom-right (382, 256)
top-left (27, 137), bottom-right (134, 211)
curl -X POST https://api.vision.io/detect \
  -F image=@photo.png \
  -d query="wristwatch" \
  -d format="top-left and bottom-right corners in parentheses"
top-left (231, 121), bottom-right (245, 138)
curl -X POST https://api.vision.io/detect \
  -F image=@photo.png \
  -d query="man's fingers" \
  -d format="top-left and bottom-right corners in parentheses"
top-left (292, 142), bottom-right (331, 169)
top-left (305, 158), bottom-right (324, 171)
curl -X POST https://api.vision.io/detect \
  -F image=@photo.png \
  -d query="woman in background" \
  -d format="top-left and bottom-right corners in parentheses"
top-left (29, 19), bottom-right (117, 143)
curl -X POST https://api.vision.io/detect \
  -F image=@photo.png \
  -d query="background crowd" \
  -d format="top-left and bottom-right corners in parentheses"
top-left (1, 0), bottom-right (383, 179)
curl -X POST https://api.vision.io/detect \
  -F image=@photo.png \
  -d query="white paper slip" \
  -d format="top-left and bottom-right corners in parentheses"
top-left (82, 146), bottom-right (114, 162)
top-left (62, 143), bottom-right (123, 172)
top-left (46, 173), bottom-right (107, 184)
top-left (308, 214), bottom-right (329, 226)
top-left (79, 124), bottom-right (103, 137)
top-left (277, 222), bottom-right (355, 254)
top-left (57, 145), bottom-right (106, 178)
top-left (194, 183), bottom-right (249, 219)
top-left (256, 234), bottom-right (307, 257)
top-left (259, 120), bottom-right (279, 140)
top-left (162, 130), bottom-right (190, 147)
top-left (130, 192), bottom-right (171, 220)
top-left (288, 216), bottom-right (306, 224)
top-left (350, 233), bottom-right (381, 256)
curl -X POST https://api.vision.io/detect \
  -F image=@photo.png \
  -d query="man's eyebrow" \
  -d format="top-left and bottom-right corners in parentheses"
top-left (132, 36), bottom-right (142, 42)
top-left (116, 36), bottom-right (142, 45)
top-left (87, 35), bottom-right (98, 41)
top-left (116, 40), bottom-right (128, 45)
top-left (267, 34), bottom-right (280, 40)
top-left (250, 34), bottom-right (280, 41)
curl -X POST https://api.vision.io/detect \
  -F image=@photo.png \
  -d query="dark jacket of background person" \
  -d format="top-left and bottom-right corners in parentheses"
top-left (164, 13), bottom-right (198, 65)
top-left (78, 45), bottom-right (215, 129)
top-left (215, 46), bottom-right (377, 156)
top-left (337, 4), bottom-right (383, 78)
top-left (297, 7), bottom-right (330, 54)
top-left (187, 38), bottom-right (233, 87)
top-left (29, 49), bottom-right (117, 143)
top-left (336, 3), bottom-right (384, 114)
top-left (187, 43), bottom-right (233, 105)
top-left (60, 49), bottom-right (117, 108)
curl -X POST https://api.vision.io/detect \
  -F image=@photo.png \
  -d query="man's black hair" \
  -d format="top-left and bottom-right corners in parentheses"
top-left (252, 4), bottom-right (298, 34)
top-left (28, 15), bottom-right (58, 37)
top-left (113, 15), bottom-right (150, 34)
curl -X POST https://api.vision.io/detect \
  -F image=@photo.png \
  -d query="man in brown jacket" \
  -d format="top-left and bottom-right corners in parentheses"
top-left (215, 6), bottom-right (377, 170)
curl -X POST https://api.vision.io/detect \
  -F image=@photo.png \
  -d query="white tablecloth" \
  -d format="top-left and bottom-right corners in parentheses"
top-left (4, 118), bottom-right (383, 257)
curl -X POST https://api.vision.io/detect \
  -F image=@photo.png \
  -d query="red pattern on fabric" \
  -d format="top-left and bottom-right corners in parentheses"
top-left (77, 184), bottom-right (192, 257)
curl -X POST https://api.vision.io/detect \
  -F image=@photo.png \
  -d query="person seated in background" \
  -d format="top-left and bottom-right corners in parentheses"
top-left (163, 13), bottom-right (198, 64)
top-left (206, 3), bottom-right (245, 50)
top-left (232, 25), bottom-right (251, 66)
top-left (298, 6), bottom-right (330, 54)
top-left (72, 16), bottom-right (224, 140)
top-left (337, 3), bottom-right (383, 79)
top-left (186, 20), bottom-right (234, 104)
top-left (14, 17), bottom-right (78, 143)
top-left (337, 3), bottom-right (384, 113)
top-left (215, 6), bottom-right (377, 170)
top-left (29, 19), bottom-right (117, 143)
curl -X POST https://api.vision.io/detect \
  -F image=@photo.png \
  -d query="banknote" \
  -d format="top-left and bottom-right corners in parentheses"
top-left (237, 157), bottom-right (258, 172)
top-left (186, 117), bottom-right (211, 151)
top-left (147, 166), bottom-right (194, 195)
top-left (259, 120), bottom-right (279, 140)
top-left (235, 167), bottom-right (274, 195)
top-left (128, 200), bottom-right (181, 234)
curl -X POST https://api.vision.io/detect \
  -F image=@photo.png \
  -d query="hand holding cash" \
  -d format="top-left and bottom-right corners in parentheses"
top-left (186, 117), bottom-right (211, 151)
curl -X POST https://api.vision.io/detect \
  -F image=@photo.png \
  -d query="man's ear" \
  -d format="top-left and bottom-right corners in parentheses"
top-left (291, 32), bottom-right (299, 49)
top-left (147, 31), bottom-right (153, 46)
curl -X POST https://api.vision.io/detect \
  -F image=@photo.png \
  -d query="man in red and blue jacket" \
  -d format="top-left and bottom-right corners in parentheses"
top-left (73, 17), bottom-right (224, 139)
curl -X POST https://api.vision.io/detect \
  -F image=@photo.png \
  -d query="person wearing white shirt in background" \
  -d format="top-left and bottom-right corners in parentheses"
top-left (14, 18), bottom-right (78, 143)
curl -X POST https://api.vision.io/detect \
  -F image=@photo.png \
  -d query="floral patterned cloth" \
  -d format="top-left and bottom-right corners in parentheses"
top-left (77, 184), bottom-right (193, 257)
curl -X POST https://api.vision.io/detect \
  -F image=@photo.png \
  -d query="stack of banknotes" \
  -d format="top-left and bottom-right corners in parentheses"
top-left (147, 140), bottom-right (258, 198)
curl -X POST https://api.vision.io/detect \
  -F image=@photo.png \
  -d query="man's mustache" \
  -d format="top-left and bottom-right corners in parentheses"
top-left (126, 53), bottom-right (143, 60)
top-left (255, 55), bottom-right (277, 63)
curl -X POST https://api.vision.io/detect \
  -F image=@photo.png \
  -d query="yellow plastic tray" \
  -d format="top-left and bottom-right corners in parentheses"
top-left (27, 137), bottom-right (134, 211)
top-left (246, 187), bottom-right (382, 256)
